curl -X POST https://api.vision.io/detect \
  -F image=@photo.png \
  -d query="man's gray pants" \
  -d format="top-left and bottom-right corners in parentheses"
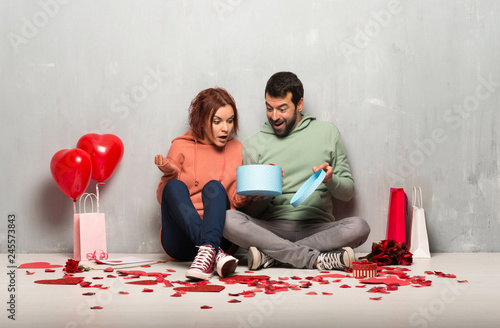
top-left (223, 209), bottom-right (370, 269)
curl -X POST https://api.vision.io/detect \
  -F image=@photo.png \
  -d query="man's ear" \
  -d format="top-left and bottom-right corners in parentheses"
top-left (297, 98), bottom-right (304, 112)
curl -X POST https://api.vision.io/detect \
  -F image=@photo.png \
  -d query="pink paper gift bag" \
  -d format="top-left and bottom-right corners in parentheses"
top-left (74, 194), bottom-right (107, 261)
top-left (386, 188), bottom-right (408, 244)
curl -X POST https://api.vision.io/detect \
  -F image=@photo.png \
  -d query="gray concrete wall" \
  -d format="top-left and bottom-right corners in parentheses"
top-left (1, 0), bottom-right (499, 253)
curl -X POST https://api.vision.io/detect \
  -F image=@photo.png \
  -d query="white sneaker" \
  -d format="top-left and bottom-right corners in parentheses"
top-left (248, 246), bottom-right (275, 270)
top-left (316, 247), bottom-right (355, 271)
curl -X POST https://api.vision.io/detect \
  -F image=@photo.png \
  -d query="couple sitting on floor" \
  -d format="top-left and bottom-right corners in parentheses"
top-left (154, 72), bottom-right (370, 280)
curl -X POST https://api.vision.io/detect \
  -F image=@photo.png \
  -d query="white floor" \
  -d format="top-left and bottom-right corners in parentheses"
top-left (1, 252), bottom-right (499, 328)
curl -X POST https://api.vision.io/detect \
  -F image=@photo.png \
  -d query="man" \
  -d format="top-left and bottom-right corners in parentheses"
top-left (223, 71), bottom-right (370, 271)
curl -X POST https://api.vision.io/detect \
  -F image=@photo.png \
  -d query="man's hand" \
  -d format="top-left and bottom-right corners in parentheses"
top-left (268, 163), bottom-right (285, 178)
top-left (313, 163), bottom-right (333, 183)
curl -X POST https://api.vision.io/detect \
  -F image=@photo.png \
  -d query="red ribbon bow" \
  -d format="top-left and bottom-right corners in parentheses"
top-left (86, 249), bottom-right (108, 261)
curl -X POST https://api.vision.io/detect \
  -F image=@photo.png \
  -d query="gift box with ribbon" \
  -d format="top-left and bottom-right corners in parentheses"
top-left (352, 261), bottom-right (378, 278)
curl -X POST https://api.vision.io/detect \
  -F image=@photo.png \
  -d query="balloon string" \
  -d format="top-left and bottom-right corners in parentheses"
top-left (96, 183), bottom-right (100, 213)
top-left (73, 200), bottom-right (77, 215)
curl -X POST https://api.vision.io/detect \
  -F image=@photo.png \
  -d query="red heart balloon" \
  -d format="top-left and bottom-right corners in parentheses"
top-left (50, 149), bottom-right (92, 200)
top-left (77, 134), bottom-right (124, 183)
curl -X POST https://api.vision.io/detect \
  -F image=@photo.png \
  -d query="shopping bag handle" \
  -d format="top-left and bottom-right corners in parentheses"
top-left (78, 193), bottom-right (99, 214)
top-left (412, 186), bottom-right (423, 208)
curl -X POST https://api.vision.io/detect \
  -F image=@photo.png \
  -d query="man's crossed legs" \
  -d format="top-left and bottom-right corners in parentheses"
top-left (223, 209), bottom-right (370, 271)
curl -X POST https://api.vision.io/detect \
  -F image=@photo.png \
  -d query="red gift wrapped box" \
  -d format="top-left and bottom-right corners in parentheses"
top-left (352, 261), bottom-right (377, 278)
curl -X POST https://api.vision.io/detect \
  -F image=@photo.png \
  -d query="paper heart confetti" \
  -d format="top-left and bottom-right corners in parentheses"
top-left (316, 273), bottom-right (348, 279)
top-left (125, 280), bottom-right (158, 285)
top-left (173, 285), bottom-right (225, 293)
top-left (35, 277), bottom-right (85, 285)
top-left (117, 270), bottom-right (147, 276)
top-left (360, 276), bottom-right (411, 286)
top-left (18, 262), bottom-right (63, 269)
top-left (219, 275), bottom-right (270, 284)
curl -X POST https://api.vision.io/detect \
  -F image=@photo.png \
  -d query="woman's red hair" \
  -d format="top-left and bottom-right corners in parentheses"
top-left (188, 88), bottom-right (239, 140)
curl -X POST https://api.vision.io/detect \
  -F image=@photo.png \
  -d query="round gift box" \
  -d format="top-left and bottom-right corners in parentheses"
top-left (290, 170), bottom-right (326, 207)
top-left (236, 165), bottom-right (282, 197)
top-left (352, 261), bottom-right (378, 278)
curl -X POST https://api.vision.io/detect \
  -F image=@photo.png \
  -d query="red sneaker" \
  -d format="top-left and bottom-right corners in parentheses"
top-left (215, 248), bottom-right (239, 277)
top-left (185, 245), bottom-right (216, 280)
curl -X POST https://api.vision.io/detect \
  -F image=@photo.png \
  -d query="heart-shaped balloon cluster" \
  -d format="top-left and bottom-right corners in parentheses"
top-left (50, 134), bottom-right (124, 201)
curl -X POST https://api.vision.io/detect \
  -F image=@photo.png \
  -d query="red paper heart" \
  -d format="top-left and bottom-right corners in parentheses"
top-left (173, 285), bottom-right (225, 293)
top-left (117, 270), bottom-right (147, 276)
top-left (360, 276), bottom-right (411, 286)
top-left (219, 275), bottom-right (270, 283)
top-left (35, 277), bottom-right (85, 285)
top-left (125, 280), bottom-right (158, 285)
top-left (316, 273), bottom-right (348, 279)
top-left (18, 262), bottom-right (63, 269)
top-left (145, 272), bottom-right (171, 278)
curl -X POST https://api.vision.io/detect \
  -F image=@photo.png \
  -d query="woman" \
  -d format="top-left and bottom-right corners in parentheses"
top-left (155, 88), bottom-right (249, 280)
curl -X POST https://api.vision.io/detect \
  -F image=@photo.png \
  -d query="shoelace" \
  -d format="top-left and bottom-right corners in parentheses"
top-left (261, 253), bottom-right (274, 268)
top-left (216, 248), bottom-right (228, 263)
top-left (190, 246), bottom-right (215, 271)
top-left (319, 252), bottom-right (342, 269)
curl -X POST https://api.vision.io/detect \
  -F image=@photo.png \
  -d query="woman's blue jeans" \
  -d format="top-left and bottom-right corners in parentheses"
top-left (160, 179), bottom-right (231, 261)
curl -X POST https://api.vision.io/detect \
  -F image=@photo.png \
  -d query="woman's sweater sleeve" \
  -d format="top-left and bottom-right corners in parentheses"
top-left (156, 146), bottom-right (182, 204)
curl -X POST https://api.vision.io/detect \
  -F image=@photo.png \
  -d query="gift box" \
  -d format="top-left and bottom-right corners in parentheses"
top-left (236, 165), bottom-right (282, 197)
top-left (290, 170), bottom-right (326, 207)
top-left (352, 261), bottom-right (377, 278)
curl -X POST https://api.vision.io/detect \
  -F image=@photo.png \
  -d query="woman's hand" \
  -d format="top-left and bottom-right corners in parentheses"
top-left (154, 154), bottom-right (168, 167)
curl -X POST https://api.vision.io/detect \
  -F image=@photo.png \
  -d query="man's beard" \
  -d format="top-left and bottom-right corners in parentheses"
top-left (270, 109), bottom-right (298, 138)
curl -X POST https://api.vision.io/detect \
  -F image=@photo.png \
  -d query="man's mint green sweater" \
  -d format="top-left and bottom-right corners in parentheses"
top-left (241, 113), bottom-right (354, 222)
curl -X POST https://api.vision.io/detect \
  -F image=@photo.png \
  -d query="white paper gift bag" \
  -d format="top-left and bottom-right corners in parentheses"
top-left (74, 193), bottom-right (107, 261)
top-left (409, 186), bottom-right (431, 259)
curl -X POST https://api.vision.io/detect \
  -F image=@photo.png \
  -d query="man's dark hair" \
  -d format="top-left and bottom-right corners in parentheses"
top-left (265, 72), bottom-right (304, 108)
